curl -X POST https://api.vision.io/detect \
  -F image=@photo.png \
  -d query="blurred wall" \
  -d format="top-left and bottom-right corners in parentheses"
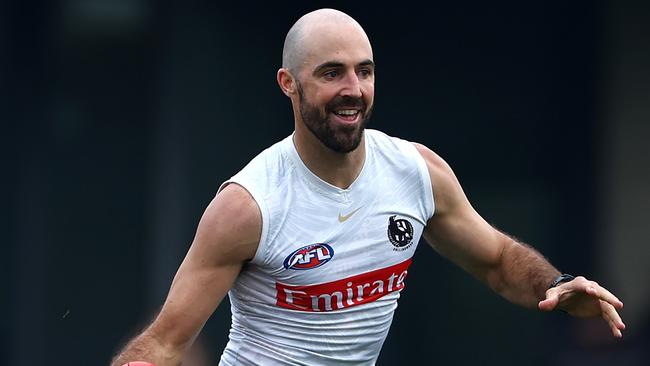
top-left (4, 1), bottom-right (649, 365)
top-left (598, 0), bottom-right (650, 351)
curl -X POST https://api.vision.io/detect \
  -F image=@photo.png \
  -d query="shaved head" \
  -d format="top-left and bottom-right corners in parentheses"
top-left (282, 9), bottom-right (370, 74)
top-left (277, 8), bottom-right (375, 154)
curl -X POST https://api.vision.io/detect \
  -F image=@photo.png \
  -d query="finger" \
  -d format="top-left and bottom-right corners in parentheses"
top-left (601, 300), bottom-right (625, 337)
top-left (601, 309), bottom-right (621, 338)
top-left (601, 300), bottom-right (626, 330)
top-left (580, 280), bottom-right (624, 309)
top-left (593, 285), bottom-right (624, 309)
top-left (538, 294), bottom-right (559, 312)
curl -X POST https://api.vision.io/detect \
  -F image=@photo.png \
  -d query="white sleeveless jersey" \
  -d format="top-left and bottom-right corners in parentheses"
top-left (217, 129), bottom-right (434, 365)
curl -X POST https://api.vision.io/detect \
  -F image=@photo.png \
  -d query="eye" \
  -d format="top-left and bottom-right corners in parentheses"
top-left (323, 70), bottom-right (339, 79)
top-left (358, 68), bottom-right (373, 78)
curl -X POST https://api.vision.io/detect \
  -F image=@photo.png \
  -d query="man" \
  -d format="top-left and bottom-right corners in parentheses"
top-left (111, 8), bottom-right (625, 366)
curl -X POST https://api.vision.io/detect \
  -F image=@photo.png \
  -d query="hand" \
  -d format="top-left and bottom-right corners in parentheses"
top-left (538, 276), bottom-right (626, 338)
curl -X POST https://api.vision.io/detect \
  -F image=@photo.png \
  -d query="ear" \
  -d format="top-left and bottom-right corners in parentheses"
top-left (277, 68), bottom-right (296, 96)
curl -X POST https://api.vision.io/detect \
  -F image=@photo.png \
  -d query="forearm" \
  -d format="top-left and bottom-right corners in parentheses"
top-left (486, 235), bottom-right (560, 309)
top-left (111, 329), bottom-right (184, 366)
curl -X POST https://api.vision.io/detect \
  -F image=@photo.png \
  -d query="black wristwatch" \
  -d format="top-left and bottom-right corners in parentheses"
top-left (549, 274), bottom-right (575, 289)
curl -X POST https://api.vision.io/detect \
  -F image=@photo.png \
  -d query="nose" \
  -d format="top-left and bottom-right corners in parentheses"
top-left (340, 70), bottom-right (362, 98)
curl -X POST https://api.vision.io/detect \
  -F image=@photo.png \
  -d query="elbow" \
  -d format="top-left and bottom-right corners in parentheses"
top-left (482, 235), bottom-right (515, 296)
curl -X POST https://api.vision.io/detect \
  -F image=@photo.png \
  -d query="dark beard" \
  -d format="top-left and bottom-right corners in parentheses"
top-left (297, 84), bottom-right (373, 153)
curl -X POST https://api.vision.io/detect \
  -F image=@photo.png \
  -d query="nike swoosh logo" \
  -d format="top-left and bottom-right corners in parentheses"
top-left (338, 207), bottom-right (362, 223)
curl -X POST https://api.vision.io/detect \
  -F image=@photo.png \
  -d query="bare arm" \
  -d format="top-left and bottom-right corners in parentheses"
top-left (414, 143), bottom-right (625, 337)
top-left (110, 183), bottom-right (260, 366)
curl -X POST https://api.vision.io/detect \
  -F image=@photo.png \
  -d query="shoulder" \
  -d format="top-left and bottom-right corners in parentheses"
top-left (366, 128), bottom-right (410, 148)
top-left (412, 143), bottom-right (453, 174)
top-left (227, 135), bottom-right (294, 192)
top-left (366, 129), bottom-right (425, 162)
top-left (211, 183), bottom-right (261, 226)
top-left (195, 183), bottom-right (261, 263)
top-left (411, 142), bottom-right (466, 216)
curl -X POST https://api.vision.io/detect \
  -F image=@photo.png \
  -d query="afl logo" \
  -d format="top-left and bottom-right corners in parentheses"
top-left (387, 215), bottom-right (414, 251)
top-left (283, 243), bottom-right (334, 270)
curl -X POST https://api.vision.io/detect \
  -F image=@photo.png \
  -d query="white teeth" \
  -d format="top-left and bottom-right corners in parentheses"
top-left (335, 110), bottom-right (358, 116)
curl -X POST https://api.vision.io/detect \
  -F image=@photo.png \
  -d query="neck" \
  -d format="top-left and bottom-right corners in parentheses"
top-left (293, 125), bottom-right (366, 190)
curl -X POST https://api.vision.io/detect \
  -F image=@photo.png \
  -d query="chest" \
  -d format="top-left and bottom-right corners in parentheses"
top-left (262, 173), bottom-right (427, 287)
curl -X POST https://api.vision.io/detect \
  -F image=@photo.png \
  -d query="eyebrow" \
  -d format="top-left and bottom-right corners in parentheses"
top-left (312, 59), bottom-right (375, 75)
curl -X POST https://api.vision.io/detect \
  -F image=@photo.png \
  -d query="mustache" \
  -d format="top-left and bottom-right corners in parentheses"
top-left (325, 96), bottom-right (366, 113)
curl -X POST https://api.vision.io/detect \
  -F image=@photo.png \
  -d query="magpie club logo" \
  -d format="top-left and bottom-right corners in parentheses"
top-left (387, 215), bottom-right (414, 251)
top-left (283, 243), bottom-right (334, 270)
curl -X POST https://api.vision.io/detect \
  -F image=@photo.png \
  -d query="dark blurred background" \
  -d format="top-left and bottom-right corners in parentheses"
top-left (3, 1), bottom-right (649, 365)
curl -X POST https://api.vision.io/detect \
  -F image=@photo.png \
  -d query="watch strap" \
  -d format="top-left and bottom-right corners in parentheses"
top-left (549, 273), bottom-right (575, 289)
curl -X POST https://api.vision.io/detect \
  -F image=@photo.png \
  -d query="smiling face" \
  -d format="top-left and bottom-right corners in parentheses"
top-left (279, 11), bottom-right (375, 153)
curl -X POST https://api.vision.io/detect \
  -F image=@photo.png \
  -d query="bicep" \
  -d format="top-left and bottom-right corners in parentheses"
top-left (148, 184), bottom-right (260, 349)
top-left (415, 143), bottom-right (507, 280)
